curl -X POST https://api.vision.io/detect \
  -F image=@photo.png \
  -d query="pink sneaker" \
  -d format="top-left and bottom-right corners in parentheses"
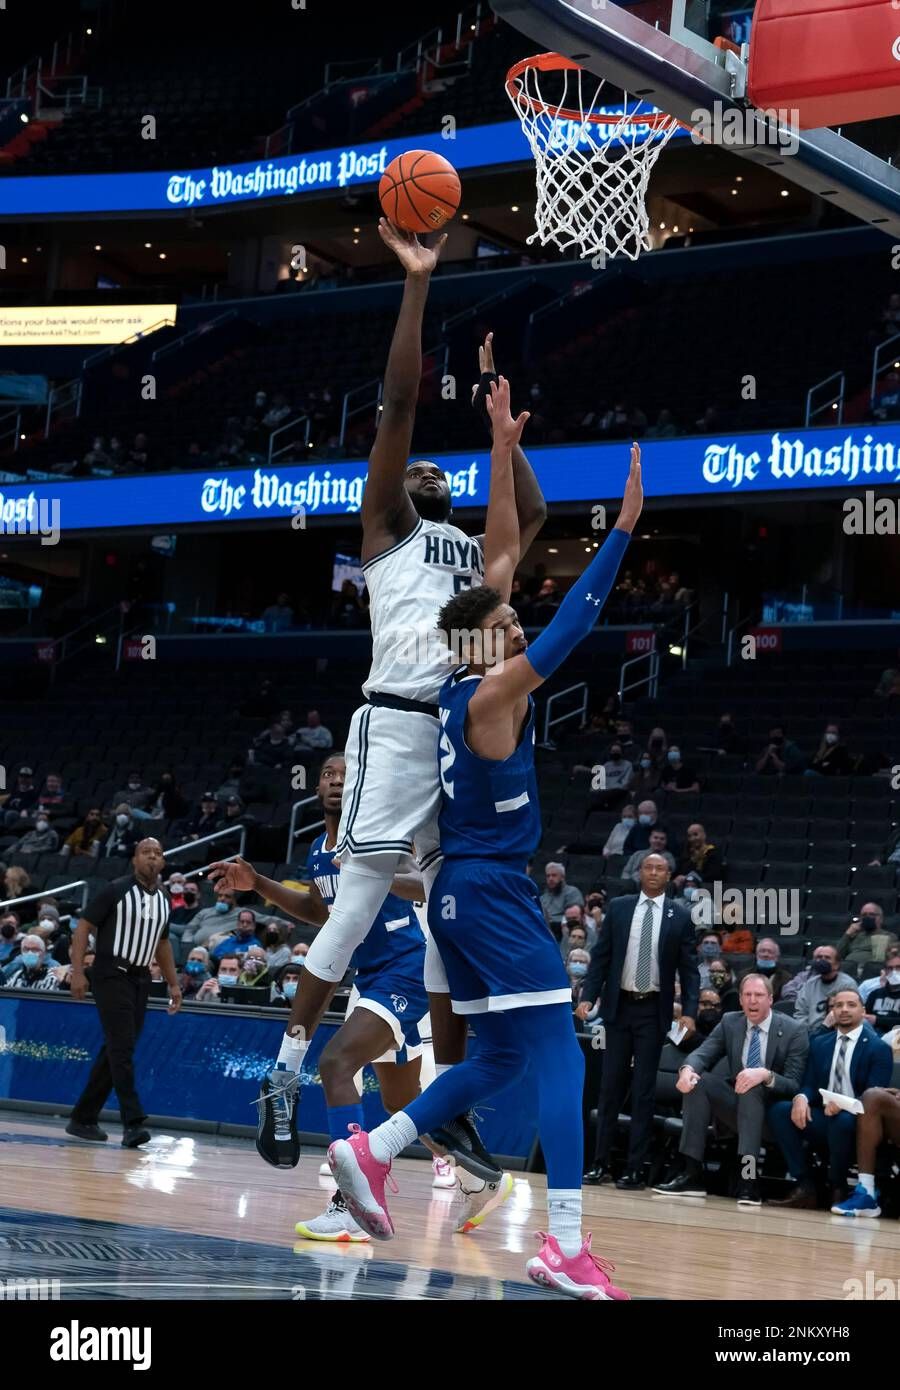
top-left (327, 1125), bottom-right (397, 1241)
top-left (526, 1232), bottom-right (631, 1301)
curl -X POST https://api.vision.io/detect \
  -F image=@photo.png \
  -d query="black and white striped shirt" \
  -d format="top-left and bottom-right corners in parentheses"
top-left (83, 876), bottom-right (171, 969)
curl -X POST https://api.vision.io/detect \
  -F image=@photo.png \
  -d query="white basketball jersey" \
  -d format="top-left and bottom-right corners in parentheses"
top-left (362, 516), bottom-right (484, 703)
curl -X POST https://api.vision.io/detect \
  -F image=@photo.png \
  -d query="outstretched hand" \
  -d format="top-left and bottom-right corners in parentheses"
top-left (617, 442), bottom-right (643, 533)
top-left (486, 375), bottom-right (529, 450)
top-left (377, 217), bottom-right (447, 277)
top-left (208, 856), bottom-right (257, 894)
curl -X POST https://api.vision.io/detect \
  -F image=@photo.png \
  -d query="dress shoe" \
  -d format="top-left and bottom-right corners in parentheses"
top-left (736, 1178), bottom-right (762, 1207)
top-left (615, 1172), bottom-right (646, 1191)
top-left (652, 1169), bottom-right (706, 1197)
top-left (583, 1164), bottom-right (614, 1185)
top-left (66, 1120), bottom-right (108, 1142)
top-left (768, 1183), bottom-right (817, 1210)
top-left (121, 1125), bottom-right (151, 1149)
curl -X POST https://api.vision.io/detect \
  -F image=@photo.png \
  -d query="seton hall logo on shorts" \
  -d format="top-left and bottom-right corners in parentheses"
top-left (391, 994), bottom-right (408, 1014)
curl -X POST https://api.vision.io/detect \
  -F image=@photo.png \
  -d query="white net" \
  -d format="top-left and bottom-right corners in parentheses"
top-left (506, 57), bottom-right (680, 264)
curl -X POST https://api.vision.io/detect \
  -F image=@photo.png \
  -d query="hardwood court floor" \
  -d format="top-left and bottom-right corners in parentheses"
top-left (0, 1113), bottom-right (896, 1301)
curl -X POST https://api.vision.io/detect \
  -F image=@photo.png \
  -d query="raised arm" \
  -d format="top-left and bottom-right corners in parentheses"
top-left (473, 333), bottom-right (546, 560)
top-left (473, 444), bottom-right (643, 714)
top-left (360, 220), bottom-right (446, 561)
top-left (482, 376), bottom-right (530, 602)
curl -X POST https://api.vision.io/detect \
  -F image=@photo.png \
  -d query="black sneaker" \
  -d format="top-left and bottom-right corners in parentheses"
top-left (121, 1125), bottom-right (151, 1149)
top-left (736, 1178), bottom-right (762, 1207)
top-left (652, 1168), bottom-right (706, 1197)
top-left (66, 1120), bottom-right (108, 1142)
top-left (253, 1063), bottom-right (300, 1168)
top-left (427, 1112), bottom-right (502, 1184)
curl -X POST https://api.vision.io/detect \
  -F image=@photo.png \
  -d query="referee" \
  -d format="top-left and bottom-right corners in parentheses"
top-left (66, 838), bottom-right (182, 1148)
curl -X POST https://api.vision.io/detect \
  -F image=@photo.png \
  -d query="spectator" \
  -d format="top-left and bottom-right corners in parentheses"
top-left (755, 726), bottom-right (805, 775)
top-left (215, 759), bottom-right (246, 803)
top-left (146, 772), bottom-right (188, 823)
top-left (864, 946), bottom-right (900, 1035)
top-left (874, 663), bottom-right (900, 701)
top-left (600, 742), bottom-right (634, 795)
top-left (707, 958), bottom-right (741, 1013)
top-left (712, 711), bottom-right (744, 758)
top-left (629, 752), bottom-right (662, 800)
top-left (1, 934), bottom-right (61, 991)
top-left (611, 718), bottom-right (640, 764)
top-left (181, 793), bottom-right (223, 841)
top-left (261, 592), bottom-right (294, 632)
top-left (806, 722), bottom-right (853, 777)
top-left (540, 862), bottom-right (584, 937)
top-left (111, 771), bottom-right (154, 818)
top-left (260, 918), bottom-right (293, 974)
top-left (692, 987), bottom-right (724, 1040)
top-left (238, 944), bottom-right (270, 989)
top-left (221, 795), bottom-right (252, 836)
top-left (566, 947), bottom-right (592, 1011)
top-left (749, 938), bottom-right (793, 1003)
top-left (2, 865), bottom-right (30, 901)
top-left (0, 911), bottom-right (22, 965)
top-left (188, 888), bottom-right (241, 948)
top-left (271, 961), bottom-right (303, 1006)
top-left (584, 891), bottom-right (605, 934)
top-left (180, 946), bottom-right (211, 998)
top-left (170, 879), bottom-right (201, 927)
top-left (720, 903), bottom-right (756, 958)
top-left (623, 827), bottom-right (676, 882)
top-left (675, 823), bottom-right (722, 887)
top-left (196, 952), bottom-right (242, 1002)
top-left (207, 908), bottom-right (259, 962)
top-left (647, 408), bottom-right (679, 439)
top-left (621, 800), bottom-right (664, 857)
top-left (288, 942), bottom-right (309, 967)
top-left (60, 809), bottom-right (106, 861)
top-left (654, 974), bottom-right (808, 1203)
top-left (253, 719), bottom-right (295, 769)
top-left (127, 432), bottom-right (150, 469)
top-left (37, 772), bottom-right (66, 815)
top-left (697, 931), bottom-right (723, 987)
top-left (559, 903), bottom-right (597, 956)
top-left (881, 291), bottom-right (900, 333)
top-left (332, 580), bottom-right (367, 628)
top-left (101, 805), bottom-right (141, 859)
top-left (793, 946), bottom-right (857, 1034)
top-left (673, 869), bottom-right (704, 914)
top-left (82, 435), bottom-right (111, 470)
top-left (660, 744), bottom-right (700, 794)
top-left (768, 988), bottom-right (893, 1209)
top-left (294, 710), bottom-right (333, 752)
top-left (262, 394), bottom-right (291, 430)
top-left (12, 815), bottom-right (59, 854)
top-left (561, 922), bottom-right (588, 962)
top-left (645, 726), bottom-right (668, 763)
top-left (602, 803), bottom-right (637, 857)
top-left (859, 961), bottom-right (891, 1007)
top-left (1, 766), bottom-right (38, 827)
top-left (837, 903), bottom-right (898, 972)
top-left (30, 904), bottom-right (68, 964)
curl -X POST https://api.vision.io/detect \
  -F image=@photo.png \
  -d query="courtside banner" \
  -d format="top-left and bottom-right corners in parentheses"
top-left (1, 423), bottom-right (899, 533)
top-left (0, 114), bottom-right (689, 218)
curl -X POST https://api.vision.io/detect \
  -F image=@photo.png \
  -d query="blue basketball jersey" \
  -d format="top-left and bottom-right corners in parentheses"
top-left (436, 668), bottom-right (542, 861)
top-left (305, 833), bottom-right (425, 976)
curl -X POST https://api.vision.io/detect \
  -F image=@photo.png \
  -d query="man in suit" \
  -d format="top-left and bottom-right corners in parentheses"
top-left (768, 987), bottom-right (893, 1208)
top-left (578, 853), bottom-right (699, 1190)
top-left (653, 973), bottom-right (808, 1205)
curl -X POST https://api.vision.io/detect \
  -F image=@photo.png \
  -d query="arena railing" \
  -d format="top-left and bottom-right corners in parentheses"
top-left (805, 370), bottom-right (845, 426)
top-left (285, 795), bottom-right (326, 863)
top-left (1, 880), bottom-right (90, 915)
top-left (618, 647), bottom-right (659, 705)
top-left (165, 824), bottom-right (247, 874)
top-left (870, 331), bottom-right (900, 409)
top-left (542, 682), bottom-right (588, 746)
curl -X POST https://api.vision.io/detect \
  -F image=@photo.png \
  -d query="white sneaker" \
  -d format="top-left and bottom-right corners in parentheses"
top-left (319, 1160), bottom-right (332, 1176)
top-left (454, 1171), bottom-right (514, 1233)
top-left (295, 1193), bottom-right (371, 1243)
top-left (432, 1155), bottom-right (457, 1188)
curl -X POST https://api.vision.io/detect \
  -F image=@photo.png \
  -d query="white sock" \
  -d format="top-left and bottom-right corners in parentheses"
top-left (858, 1173), bottom-right (876, 1196)
top-left (276, 1033), bottom-right (307, 1070)
top-left (548, 1189), bottom-right (583, 1258)
top-left (434, 1062), bottom-right (454, 1080)
top-left (368, 1112), bottom-right (418, 1163)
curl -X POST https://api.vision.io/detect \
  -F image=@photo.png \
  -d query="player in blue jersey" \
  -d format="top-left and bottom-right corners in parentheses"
top-left (328, 378), bottom-right (643, 1299)
top-left (210, 754), bottom-right (513, 1240)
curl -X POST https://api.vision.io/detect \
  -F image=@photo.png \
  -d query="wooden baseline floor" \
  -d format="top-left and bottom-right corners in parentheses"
top-left (0, 1113), bottom-right (897, 1301)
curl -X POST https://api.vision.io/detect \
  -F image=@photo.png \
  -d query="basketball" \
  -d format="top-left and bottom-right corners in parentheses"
top-left (378, 149), bottom-right (462, 234)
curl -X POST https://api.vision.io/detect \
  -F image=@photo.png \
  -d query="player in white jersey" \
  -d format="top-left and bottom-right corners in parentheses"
top-left (255, 221), bottom-right (546, 1171)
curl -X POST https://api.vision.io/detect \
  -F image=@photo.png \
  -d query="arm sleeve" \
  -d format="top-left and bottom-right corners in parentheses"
top-left (526, 527), bottom-right (630, 681)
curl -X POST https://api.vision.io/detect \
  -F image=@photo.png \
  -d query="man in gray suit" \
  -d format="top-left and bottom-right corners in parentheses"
top-left (653, 973), bottom-right (809, 1205)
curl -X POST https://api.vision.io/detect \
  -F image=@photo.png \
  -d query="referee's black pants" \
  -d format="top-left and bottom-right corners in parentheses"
top-left (71, 960), bottom-right (151, 1129)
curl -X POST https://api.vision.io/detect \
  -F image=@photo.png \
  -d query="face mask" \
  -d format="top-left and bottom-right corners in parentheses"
top-left (39, 919), bottom-right (55, 932)
top-left (243, 958), bottom-right (264, 974)
top-left (610, 752), bottom-right (622, 761)
top-left (185, 961), bottom-right (206, 976)
top-left (639, 759), bottom-right (651, 770)
top-left (650, 738), bottom-right (663, 749)
top-left (217, 972), bottom-right (238, 986)
top-left (700, 942), bottom-right (719, 957)
top-left (639, 814), bottom-right (653, 826)
top-left (215, 901), bottom-right (230, 913)
top-left (887, 971), bottom-right (900, 988)
top-left (811, 958), bottom-right (833, 976)
top-left (568, 962), bottom-right (588, 978)
top-left (283, 981), bottom-right (298, 999)
top-left (170, 884), bottom-right (185, 896)
top-left (621, 817), bottom-right (635, 829)
top-left (116, 814), bottom-right (129, 828)
top-left (265, 932), bottom-right (280, 946)
top-left (128, 782), bottom-right (141, 791)
top-left (756, 957), bottom-right (776, 971)
top-left (770, 735), bottom-right (783, 746)
top-left (860, 915), bottom-right (878, 933)
top-left (21, 952), bottom-right (41, 969)
top-left (1, 925), bottom-right (15, 940)
top-left (667, 751), bottom-right (680, 764)
top-left (291, 956), bottom-right (306, 966)
top-left (697, 1007), bottom-right (721, 1030)
top-left (709, 972), bottom-right (728, 988)
top-left (35, 820), bottom-right (49, 833)
top-left (824, 732), bottom-right (838, 744)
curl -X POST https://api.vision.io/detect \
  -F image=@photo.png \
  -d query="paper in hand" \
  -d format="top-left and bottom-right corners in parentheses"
top-left (819, 1088), bottom-right (863, 1115)
top-left (668, 1022), bottom-right (688, 1045)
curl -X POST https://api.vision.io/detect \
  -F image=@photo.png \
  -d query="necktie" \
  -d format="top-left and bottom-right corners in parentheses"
top-left (634, 900), bottom-right (654, 993)
top-left (747, 1025), bottom-right (762, 1068)
top-left (833, 1034), bottom-right (849, 1095)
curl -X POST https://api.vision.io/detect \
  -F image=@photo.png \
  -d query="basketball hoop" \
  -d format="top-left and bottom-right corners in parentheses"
top-left (506, 53), bottom-right (681, 263)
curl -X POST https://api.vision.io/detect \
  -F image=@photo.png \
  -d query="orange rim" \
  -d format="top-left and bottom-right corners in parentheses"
top-left (506, 52), bottom-right (680, 131)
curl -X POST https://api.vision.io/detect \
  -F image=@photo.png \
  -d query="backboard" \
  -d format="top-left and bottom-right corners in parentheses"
top-left (491, 0), bottom-right (900, 237)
